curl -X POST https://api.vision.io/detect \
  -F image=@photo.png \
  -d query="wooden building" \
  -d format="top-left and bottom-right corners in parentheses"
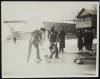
top-left (76, 8), bottom-right (97, 37)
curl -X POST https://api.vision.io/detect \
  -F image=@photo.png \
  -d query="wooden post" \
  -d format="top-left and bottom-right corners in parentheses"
top-left (11, 29), bottom-right (14, 39)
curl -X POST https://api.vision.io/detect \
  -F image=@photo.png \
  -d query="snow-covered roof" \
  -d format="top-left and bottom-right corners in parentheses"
top-left (23, 18), bottom-right (44, 32)
top-left (43, 21), bottom-right (75, 24)
top-left (77, 8), bottom-right (97, 18)
top-left (86, 9), bottom-right (97, 15)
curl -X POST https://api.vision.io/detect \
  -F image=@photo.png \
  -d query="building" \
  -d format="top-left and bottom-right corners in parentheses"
top-left (43, 21), bottom-right (76, 35)
top-left (3, 20), bottom-right (27, 40)
top-left (2, 22), bottom-right (12, 41)
top-left (3, 18), bottom-right (76, 40)
top-left (76, 8), bottom-right (97, 37)
top-left (24, 18), bottom-right (76, 39)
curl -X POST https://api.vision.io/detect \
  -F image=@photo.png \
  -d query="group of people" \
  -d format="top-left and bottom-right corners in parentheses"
top-left (77, 29), bottom-right (94, 51)
top-left (27, 26), bottom-right (65, 62)
top-left (27, 26), bottom-right (94, 63)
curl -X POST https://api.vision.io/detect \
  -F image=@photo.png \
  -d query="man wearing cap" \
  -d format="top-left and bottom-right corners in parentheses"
top-left (58, 27), bottom-right (65, 53)
top-left (88, 29), bottom-right (94, 51)
top-left (83, 29), bottom-right (89, 50)
top-left (27, 28), bottom-right (46, 62)
top-left (77, 29), bottom-right (84, 51)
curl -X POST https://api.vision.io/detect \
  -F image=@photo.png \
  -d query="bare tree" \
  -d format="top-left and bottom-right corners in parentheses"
top-left (60, 15), bottom-right (68, 23)
top-left (66, 11), bottom-right (80, 27)
top-left (59, 11), bottom-right (79, 36)
top-left (92, 4), bottom-right (97, 12)
top-left (59, 15), bottom-right (66, 27)
top-left (60, 11), bottom-right (79, 25)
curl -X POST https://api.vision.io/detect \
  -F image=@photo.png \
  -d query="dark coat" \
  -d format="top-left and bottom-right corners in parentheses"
top-left (14, 37), bottom-right (16, 41)
top-left (77, 31), bottom-right (83, 48)
top-left (49, 31), bottom-right (58, 43)
top-left (87, 32), bottom-right (94, 45)
top-left (83, 32), bottom-right (88, 46)
top-left (58, 30), bottom-right (65, 48)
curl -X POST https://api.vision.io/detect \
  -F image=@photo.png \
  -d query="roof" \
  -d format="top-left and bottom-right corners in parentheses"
top-left (23, 18), bottom-right (44, 32)
top-left (4, 20), bottom-right (27, 23)
top-left (43, 21), bottom-right (75, 24)
top-left (86, 9), bottom-right (97, 15)
top-left (77, 8), bottom-right (97, 18)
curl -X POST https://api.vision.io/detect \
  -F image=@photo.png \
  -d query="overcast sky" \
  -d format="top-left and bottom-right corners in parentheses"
top-left (1, 2), bottom-right (98, 22)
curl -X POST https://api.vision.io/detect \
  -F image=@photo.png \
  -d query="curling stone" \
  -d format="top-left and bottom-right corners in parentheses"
top-left (73, 56), bottom-right (79, 62)
top-left (76, 59), bottom-right (84, 64)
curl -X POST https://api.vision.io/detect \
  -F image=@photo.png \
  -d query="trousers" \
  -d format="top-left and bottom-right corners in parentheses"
top-left (27, 40), bottom-right (40, 62)
top-left (49, 43), bottom-right (58, 58)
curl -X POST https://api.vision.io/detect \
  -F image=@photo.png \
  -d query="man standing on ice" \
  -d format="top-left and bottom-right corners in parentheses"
top-left (27, 27), bottom-right (46, 62)
top-left (48, 27), bottom-right (59, 59)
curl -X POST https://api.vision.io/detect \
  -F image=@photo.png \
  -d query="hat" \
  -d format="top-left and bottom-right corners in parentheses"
top-left (40, 28), bottom-right (46, 31)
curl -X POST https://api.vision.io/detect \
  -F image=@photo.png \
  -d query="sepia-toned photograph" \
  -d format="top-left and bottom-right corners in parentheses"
top-left (1, 1), bottom-right (99, 78)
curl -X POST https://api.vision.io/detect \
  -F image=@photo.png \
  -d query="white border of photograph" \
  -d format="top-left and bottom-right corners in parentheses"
top-left (1, 1), bottom-right (99, 78)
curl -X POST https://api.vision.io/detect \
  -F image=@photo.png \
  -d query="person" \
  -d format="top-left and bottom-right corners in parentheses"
top-left (14, 37), bottom-right (16, 44)
top-left (83, 29), bottom-right (89, 50)
top-left (27, 28), bottom-right (46, 62)
top-left (77, 30), bottom-right (83, 51)
top-left (58, 27), bottom-right (65, 53)
top-left (48, 27), bottom-right (54, 39)
top-left (88, 29), bottom-right (94, 51)
top-left (48, 27), bottom-right (59, 59)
